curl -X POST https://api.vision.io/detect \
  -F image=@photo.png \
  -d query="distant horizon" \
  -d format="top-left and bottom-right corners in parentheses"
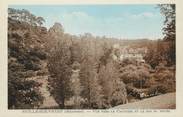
top-left (9, 5), bottom-right (165, 40)
top-left (63, 32), bottom-right (163, 40)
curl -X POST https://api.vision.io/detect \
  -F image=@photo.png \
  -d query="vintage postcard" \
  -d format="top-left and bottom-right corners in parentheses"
top-left (0, 0), bottom-right (183, 117)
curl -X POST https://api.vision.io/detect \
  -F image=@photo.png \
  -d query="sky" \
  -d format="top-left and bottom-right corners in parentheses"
top-left (9, 5), bottom-right (164, 39)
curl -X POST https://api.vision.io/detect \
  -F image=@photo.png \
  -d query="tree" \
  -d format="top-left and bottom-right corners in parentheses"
top-left (158, 4), bottom-right (176, 66)
top-left (48, 41), bottom-right (72, 108)
top-left (158, 4), bottom-right (175, 41)
top-left (70, 42), bottom-right (82, 63)
top-left (89, 74), bottom-right (104, 109)
top-left (49, 22), bottom-right (64, 34)
top-left (144, 40), bottom-right (164, 68)
top-left (8, 8), bottom-right (45, 26)
top-left (98, 61), bottom-right (127, 108)
top-left (36, 17), bottom-right (45, 26)
top-left (78, 38), bottom-right (104, 108)
top-left (47, 22), bottom-right (65, 53)
top-left (79, 56), bottom-right (103, 108)
top-left (69, 61), bottom-right (83, 108)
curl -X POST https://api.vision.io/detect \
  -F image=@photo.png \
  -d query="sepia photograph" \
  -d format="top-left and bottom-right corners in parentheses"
top-left (8, 4), bottom-right (176, 109)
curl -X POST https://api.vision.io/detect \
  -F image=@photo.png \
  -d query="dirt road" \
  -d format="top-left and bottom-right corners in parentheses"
top-left (112, 93), bottom-right (175, 109)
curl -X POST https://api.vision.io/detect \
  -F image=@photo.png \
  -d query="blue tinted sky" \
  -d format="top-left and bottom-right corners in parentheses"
top-left (9, 5), bottom-right (164, 39)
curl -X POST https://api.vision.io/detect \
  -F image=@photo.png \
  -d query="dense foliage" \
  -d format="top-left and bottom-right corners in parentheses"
top-left (144, 4), bottom-right (175, 67)
top-left (46, 23), bottom-right (127, 109)
top-left (8, 6), bottom-right (176, 109)
top-left (8, 11), bottom-right (47, 108)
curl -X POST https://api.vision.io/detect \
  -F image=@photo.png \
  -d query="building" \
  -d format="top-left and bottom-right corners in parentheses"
top-left (112, 44), bottom-right (147, 63)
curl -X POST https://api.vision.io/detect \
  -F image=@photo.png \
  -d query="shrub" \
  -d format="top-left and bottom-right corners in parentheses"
top-left (148, 84), bottom-right (168, 94)
top-left (120, 63), bottom-right (150, 88)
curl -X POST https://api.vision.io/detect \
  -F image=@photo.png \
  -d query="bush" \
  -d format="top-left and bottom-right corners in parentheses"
top-left (110, 81), bottom-right (127, 106)
top-left (120, 63), bottom-right (150, 88)
top-left (153, 68), bottom-right (175, 92)
top-left (148, 84), bottom-right (168, 94)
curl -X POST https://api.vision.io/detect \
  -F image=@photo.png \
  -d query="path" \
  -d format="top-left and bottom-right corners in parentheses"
top-left (112, 92), bottom-right (175, 109)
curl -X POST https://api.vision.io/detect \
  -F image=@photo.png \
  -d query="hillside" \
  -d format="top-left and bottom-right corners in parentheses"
top-left (8, 18), bottom-right (49, 109)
